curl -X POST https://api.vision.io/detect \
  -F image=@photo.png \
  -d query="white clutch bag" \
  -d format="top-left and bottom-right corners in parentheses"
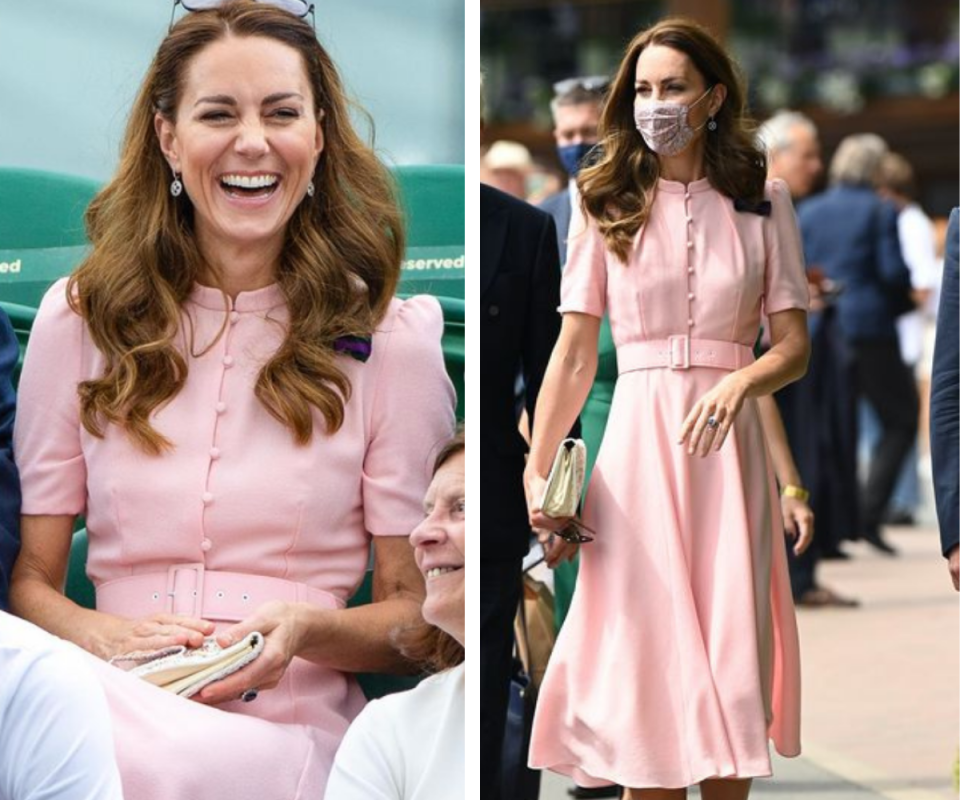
top-left (110, 631), bottom-right (264, 698)
top-left (539, 438), bottom-right (586, 520)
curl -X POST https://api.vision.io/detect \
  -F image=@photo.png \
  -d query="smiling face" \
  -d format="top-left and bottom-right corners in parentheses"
top-left (410, 451), bottom-right (465, 645)
top-left (155, 34), bottom-right (323, 266)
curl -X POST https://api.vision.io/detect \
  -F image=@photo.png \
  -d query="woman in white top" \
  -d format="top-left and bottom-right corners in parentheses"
top-left (325, 431), bottom-right (465, 800)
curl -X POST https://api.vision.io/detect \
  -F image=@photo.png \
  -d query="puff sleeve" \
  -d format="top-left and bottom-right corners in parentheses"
top-left (362, 296), bottom-right (456, 538)
top-left (558, 204), bottom-right (608, 319)
top-left (762, 179), bottom-right (810, 316)
top-left (13, 279), bottom-right (88, 516)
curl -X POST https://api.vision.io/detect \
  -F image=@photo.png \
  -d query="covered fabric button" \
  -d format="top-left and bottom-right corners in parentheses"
top-left (687, 319), bottom-right (694, 327)
top-left (209, 447), bottom-right (221, 460)
top-left (688, 292), bottom-right (695, 300)
top-left (201, 538), bottom-right (213, 552)
top-left (687, 267), bottom-right (694, 274)
top-left (223, 355), bottom-right (234, 367)
top-left (215, 402), bottom-right (227, 414)
top-left (202, 492), bottom-right (214, 505)
top-left (229, 311), bottom-right (241, 325)
top-left (686, 241), bottom-right (694, 249)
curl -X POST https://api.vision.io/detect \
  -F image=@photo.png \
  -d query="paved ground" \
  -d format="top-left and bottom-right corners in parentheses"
top-left (538, 521), bottom-right (959, 800)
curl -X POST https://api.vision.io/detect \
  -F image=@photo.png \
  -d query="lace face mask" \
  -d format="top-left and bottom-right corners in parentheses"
top-left (634, 87), bottom-right (713, 156)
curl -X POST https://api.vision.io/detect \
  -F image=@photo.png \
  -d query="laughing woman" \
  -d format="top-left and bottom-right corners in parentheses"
top-left (9, 2), bottom-right (454, 797)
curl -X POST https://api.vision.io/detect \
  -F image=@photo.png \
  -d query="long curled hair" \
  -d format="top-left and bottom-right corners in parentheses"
top-left (578, 17), bottom-right (766, 262)
top-left (69, 0), bottom-right (404, 453)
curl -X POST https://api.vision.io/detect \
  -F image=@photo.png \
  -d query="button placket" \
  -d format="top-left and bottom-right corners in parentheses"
top-left (684, 192), bottom-right (695, 331)
top-left (201, 303), bottom-right (240, 553)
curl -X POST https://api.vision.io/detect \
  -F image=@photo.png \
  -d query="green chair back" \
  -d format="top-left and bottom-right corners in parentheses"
top-left (0, 168), bottom-right (100, 309)
top-left (65, 529), bottom-right (419, 700)
top-left (393, 165), bottom-right (464, 300)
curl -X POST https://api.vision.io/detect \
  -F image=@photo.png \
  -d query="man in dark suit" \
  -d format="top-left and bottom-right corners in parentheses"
top-left (930, 207), bottom-right (958, 589)
top-left (0, 307), bottom-right (21, 610)
top-left (481, 180), bottom-right (562, 800)
top-left (538, 76), bottom-right (606, 264)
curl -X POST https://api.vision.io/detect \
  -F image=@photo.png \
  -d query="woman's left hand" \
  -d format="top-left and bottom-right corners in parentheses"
top-left (678, 372), bottom-right (749, 457)
top-left (782, 495), bottom-right (815, 556)
top-left (193, 600), bottom-right (311, 706)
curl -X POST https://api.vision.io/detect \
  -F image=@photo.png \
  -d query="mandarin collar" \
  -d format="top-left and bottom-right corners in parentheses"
top-left (656, 176), bottom-right (712, 194)
top-left (188, 282), bottom-right (286, 312)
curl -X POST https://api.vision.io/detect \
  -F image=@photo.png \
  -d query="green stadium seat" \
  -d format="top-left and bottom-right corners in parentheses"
top-left (0, 167), bottom-right (101, 309)
top-left (393, 164), bottom-right (464, 300)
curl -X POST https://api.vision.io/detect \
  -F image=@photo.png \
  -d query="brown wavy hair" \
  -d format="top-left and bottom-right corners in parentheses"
top-left (578, 17), bottom-right (766, 261)
top-left (69, 0), bottom-right (404, 453)
top-left (396, 429), bottom-right (466, 673)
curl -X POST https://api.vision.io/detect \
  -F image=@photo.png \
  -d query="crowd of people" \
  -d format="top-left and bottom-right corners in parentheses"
top-left (481, 15), bottom-right (957, 800)
top-left (0, 2), bottom-right (464, 798)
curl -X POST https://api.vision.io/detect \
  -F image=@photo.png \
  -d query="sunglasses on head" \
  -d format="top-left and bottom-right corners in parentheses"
top-left (555, 519), bottom-right (595, 545)
top-left (552, 75), bottom-right (610, 97)
top-left (171, 0), bottom-right (316, 31)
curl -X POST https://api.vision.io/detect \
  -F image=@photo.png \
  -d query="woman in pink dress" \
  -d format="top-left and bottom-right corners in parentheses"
top-left (9, 2), bottom-right (454, 798)
top-left (524, 19), bottom-right (809, 800)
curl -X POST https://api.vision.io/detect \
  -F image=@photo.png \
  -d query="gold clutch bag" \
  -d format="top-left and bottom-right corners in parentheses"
top-left (539, 438), bottom-right (586, 520)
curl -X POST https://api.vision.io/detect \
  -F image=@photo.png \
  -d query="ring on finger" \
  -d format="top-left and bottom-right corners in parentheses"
top-left (706, 415), bottom-right (720, 429)
top-left (240, 688), bottom-right (259, 703)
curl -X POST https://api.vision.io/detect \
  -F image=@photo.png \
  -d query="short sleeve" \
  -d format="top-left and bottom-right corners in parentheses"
top-left (13, 279), bottom-right (88, 516)
top-left (558, 204), bottom-right (607, 318)
top-left (324, 700), bottom-right (401, 800)
top-left (762, 179), bottom-right (810, 316)
top-left (362, 296), bottom-right (456, 538)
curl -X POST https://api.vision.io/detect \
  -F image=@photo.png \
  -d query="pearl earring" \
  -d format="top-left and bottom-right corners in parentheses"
top-left (170, 173), bottom-right (183, 197)
top-left (306, 181), bottom-right (315, 198)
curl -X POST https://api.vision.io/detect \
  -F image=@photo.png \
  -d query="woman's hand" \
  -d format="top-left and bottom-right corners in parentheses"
top-left (194, 600), bottom-right (312, 705)
top-left (781, 494), bottom-right (814, 556)
top-left (523, 467), bottom-right (571, 533)
top-left (678, 372), bottom-right (750, 456)
top-left (100, 613), bottom-right (214, 661)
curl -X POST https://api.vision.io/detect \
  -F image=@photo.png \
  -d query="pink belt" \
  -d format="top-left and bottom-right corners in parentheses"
top-left (96, 564), bottom-right (345, 622)
top-left (618, 336), bottom-right (754, 374)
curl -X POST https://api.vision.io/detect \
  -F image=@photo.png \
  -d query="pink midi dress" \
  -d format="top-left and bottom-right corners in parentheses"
top-left (14, 280), bottom-right (456, 799)
top-left (528, 178), bottom-right (807, 789)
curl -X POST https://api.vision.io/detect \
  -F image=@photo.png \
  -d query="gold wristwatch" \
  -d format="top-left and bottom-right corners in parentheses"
top-left (780, 484), bottom-right (810, 502)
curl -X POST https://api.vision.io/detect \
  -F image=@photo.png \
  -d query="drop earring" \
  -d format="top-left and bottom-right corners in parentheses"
top-left (306, 181), bottom-right (315, 198)
top-left (170, 172), bottom-right (183, 197)
top-left (707, 117), bottom-right (717, 132)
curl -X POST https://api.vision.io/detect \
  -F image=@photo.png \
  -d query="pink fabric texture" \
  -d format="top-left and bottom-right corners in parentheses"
top-left (14, 280), bottom-right (456, 799)
top-left (529, 178), bottom-right (807, 788)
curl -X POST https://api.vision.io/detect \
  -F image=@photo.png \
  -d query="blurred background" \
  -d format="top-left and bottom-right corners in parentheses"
top-left (481, 0), bottom-right (957, 216)
top-left (1, 0), bottom-right (465, 178)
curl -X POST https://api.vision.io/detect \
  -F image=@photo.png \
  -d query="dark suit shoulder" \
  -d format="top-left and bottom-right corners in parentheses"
top-left (481, 183), bottom-right (553, 229)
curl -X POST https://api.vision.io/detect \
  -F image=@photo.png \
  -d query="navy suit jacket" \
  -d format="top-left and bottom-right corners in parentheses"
top-left (481, 184), bottom-right (562, 560)
top-left (539, 187), bottom-right (572, 266)
top-left (930, 207), bottom-right (959, 557)
top-left (0, 308), bottom-right (21, 610)
top-left (798, 185), bottom-right (911, 342)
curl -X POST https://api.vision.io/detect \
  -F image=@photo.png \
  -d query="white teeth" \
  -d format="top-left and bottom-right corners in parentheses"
top-left (220, 174), bottom-right (278, 189)
top-left (426, 567), bottom-right (460, 579)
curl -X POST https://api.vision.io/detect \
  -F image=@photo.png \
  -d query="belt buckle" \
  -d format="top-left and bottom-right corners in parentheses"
top-left (668, 335), bottom-right (690, 370)
top-left (165, 563), bottom-right (205, 618)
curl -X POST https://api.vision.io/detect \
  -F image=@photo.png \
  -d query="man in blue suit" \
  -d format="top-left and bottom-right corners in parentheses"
top-left (0, 308), bottom-right (21, 609)
top-left (930, 207), bottom-right (958, 589)
top-left (538, 76), bottom-right (606, 264)
top-left (798, 134), bottom-right (916, 556)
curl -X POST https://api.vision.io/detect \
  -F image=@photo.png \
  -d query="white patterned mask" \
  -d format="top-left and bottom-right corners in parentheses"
top-left (634, 87), bottom-right (713, 156)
